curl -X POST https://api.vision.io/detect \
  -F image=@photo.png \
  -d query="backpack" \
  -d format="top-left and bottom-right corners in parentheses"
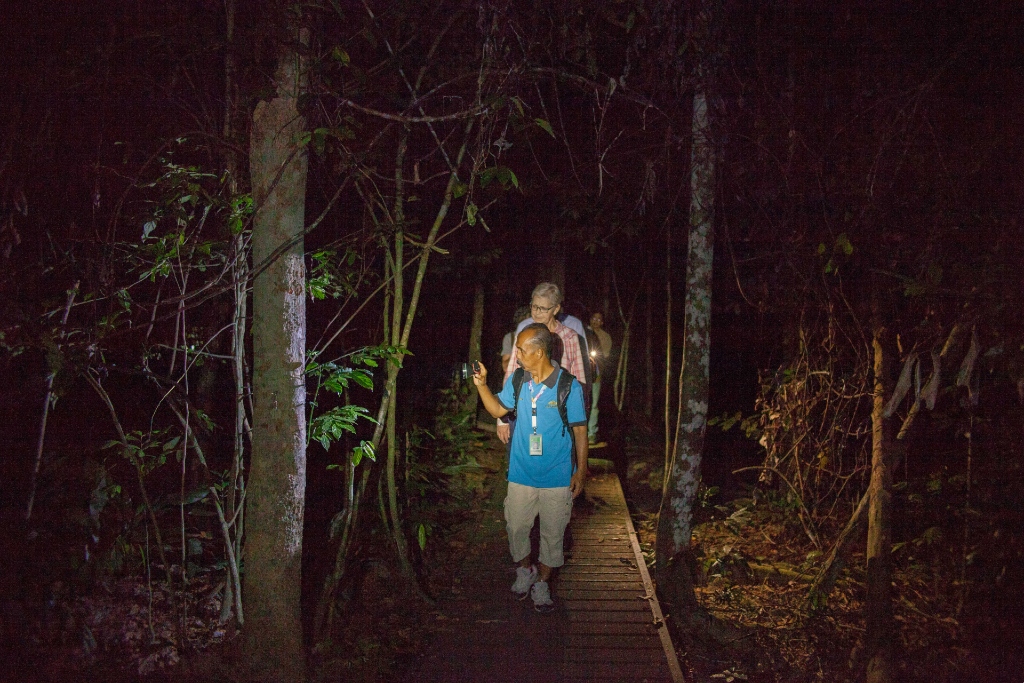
top-left (506, 366), bottom-right (576, 440)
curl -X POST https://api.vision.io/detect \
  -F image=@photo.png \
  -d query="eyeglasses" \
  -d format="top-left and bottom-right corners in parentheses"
top-left (530, 303), bottom-right (556, 313)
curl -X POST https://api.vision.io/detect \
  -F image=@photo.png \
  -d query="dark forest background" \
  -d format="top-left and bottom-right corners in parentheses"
top-left (1, 1), bottom-right (1022, 681)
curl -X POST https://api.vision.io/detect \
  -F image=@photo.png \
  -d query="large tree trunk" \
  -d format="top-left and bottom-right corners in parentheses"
top-left (244, 30), bottom-right (309, 682)
top-left (656, 61), bottom-right (715, 571)
top-left (865, 323), bottom-right (895, 683)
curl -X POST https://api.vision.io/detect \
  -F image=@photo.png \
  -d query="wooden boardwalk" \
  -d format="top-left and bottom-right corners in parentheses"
top-left (408, 466), bottom-right (684, 683)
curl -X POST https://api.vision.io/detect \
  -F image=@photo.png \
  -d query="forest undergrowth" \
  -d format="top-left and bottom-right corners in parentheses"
top-left (15, 427), bottom-right (1022, 683)
top-left (627, 444), bottom-right (1022, 683)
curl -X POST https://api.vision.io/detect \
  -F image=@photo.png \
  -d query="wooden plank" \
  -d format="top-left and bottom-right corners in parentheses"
top-left (559, 581), bottom-right (645, 590)
top-left (565, 634), bottom-right (666, 649)
top-left (564, 600), bottom-right (656, 613)
top-left (565, 544), bottom-right (634, 557)
top-left (563, 675), bottom-right (673, 683)
top-left (563, 558), bottom-right (638, 566)
top-left (561, 589), bottom-right (653, 601)
top-left (568, 621), bottom-right (665, 636)
top-left (560, 660), bottom-right (674, 679)
top-left (570, 541), bottom-right (635, 548)
top-left (560, 565), bottom-right (640, 574)
top-left (568, 611), bottom-right (656, 624)
top-left (564, 648), bottom-right (669, 664)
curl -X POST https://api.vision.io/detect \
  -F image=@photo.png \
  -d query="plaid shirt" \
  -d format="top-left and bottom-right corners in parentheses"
top-left (502, 319), bottom-right (587, 387)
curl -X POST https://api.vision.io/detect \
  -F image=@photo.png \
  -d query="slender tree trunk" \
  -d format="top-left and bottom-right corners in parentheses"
top-left (384, 129), bottom-right (416, 584)
top-left (244, 25), bottom-right (308, 681)
top-left (807, 325), bottom-right (960, 607)
top-left (26, 281), bottom-right (78, 521)
top-left (465, 280), bottom-right (484, 417)
top-left (644, 275), bottom-right (654, 418)
top-left (220, 0), bottom-right (245, 625)
top-left (656, 62), bottom-right (716, 571)
top-left (865, 322), bottom-right (894, 683)
top-left (664, 226), bottom-right (673, 476)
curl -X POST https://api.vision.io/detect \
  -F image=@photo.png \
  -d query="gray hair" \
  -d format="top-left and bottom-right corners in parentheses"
top-left (531, 282), bottom-right (563, 306)
top-left (520, 323), bottom-right (553, 359)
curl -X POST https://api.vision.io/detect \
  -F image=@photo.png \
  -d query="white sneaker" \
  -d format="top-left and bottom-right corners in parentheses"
top-left (531, 580), bottom-right (555, 613)
top-left (511, 565), bottom-right (537, 600)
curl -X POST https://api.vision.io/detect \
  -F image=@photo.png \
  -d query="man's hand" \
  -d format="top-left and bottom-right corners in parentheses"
top-left (474, 362), bottom-right (511, 424)
top-left (570, 466), bottom-right (588, 499)
top-left (471, 361), bottom-right (488, 386)
top-left (496, 422), bottom-right (511, 444)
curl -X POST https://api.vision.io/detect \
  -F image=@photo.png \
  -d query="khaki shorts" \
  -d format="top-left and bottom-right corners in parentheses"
top-left (504, 482), bottom-right (573, 568)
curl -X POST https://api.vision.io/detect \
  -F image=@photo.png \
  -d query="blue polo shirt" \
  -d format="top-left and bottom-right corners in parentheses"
top-left (497, 365), bottom-right (587, 488)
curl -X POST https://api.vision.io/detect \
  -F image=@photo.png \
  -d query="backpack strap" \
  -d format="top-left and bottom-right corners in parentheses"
top-left (556, 368), bottom-right (574, 437)
top-left (510, 367), bottom-right (525, 415)
top-left (506, 367), bottom-right (526, 443)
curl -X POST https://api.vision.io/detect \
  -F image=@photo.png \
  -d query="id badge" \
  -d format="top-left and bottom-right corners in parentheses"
top-left (529, 433), bottom-right (543, 456)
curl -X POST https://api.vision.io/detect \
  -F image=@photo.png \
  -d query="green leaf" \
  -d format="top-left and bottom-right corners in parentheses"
top-left (331, 46), bottom-right (350, 65)
top-left (361, 440), bottom-right (376, 460)
top-left (466, 202), bottom-right (478, 226)
top-left (534, 118), bottom-right (555, 138)
top-left (312, 128), bottom-right (328, 156)
top-left (452, 181), bottom-right (469, 199)
top-left (308, 279), bottom-right (327, 300)
top-left (417, 523), bottom-right (427, 550)
top-left (350, 370), bottom-right (373, 390)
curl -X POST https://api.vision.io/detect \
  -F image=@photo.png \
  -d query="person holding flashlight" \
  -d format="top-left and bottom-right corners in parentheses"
top-left (472, 324), bottom-right (588, 613)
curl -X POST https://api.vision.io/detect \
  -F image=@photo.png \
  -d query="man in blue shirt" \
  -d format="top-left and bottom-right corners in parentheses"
top-left (473, 323), bottom-right (589, 613)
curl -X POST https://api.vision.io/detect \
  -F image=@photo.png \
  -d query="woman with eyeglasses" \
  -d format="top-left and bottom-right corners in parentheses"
top-left (497, 282), bottom-right (591, 446)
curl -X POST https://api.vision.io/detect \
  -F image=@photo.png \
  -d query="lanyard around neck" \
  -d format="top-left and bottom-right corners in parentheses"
top-left (528, 380), bottom-right (547, 434)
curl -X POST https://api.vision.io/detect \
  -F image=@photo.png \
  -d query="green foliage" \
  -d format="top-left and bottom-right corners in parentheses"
top-left (707, 410), bottom-right (761, 441)
top-left (136, 159), bottom-right (227, 282)
top-left (227, 194), bottom-right (254, 235)
top-left (308, 248), bottom-right (362, 300)
top-left (103, 428), bottom-right (182, 475)
top-left (697, 484), bottom-right (721, 509)
top-left (307, 350), bottom-right (384, 454)
top-left (534, 118), bottom-right (555, 138)
top-left (817, 232), bottom-right (854, 275)
top-left (402, 380), bottom-right (487, 551)
top-left (428, 381), bottom-right (481, 467)
top-left (416, 522), bottom-right (432, 550)
top-left (477, 165), bottom-right (519, 190)
top-left (311, 405), bottom-right (374, 451)
top-left (307, 345), bottom-right (406, 461)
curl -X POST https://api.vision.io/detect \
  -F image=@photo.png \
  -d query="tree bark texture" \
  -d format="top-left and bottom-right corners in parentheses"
top-left (656, 76), bottom-right (715, 567)
top-left (465, 280), bottom-right (484, 417)
top-left (244, 39), bottom-right (308, 682)
top-left (865, 324), bottom-right (894, 683)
